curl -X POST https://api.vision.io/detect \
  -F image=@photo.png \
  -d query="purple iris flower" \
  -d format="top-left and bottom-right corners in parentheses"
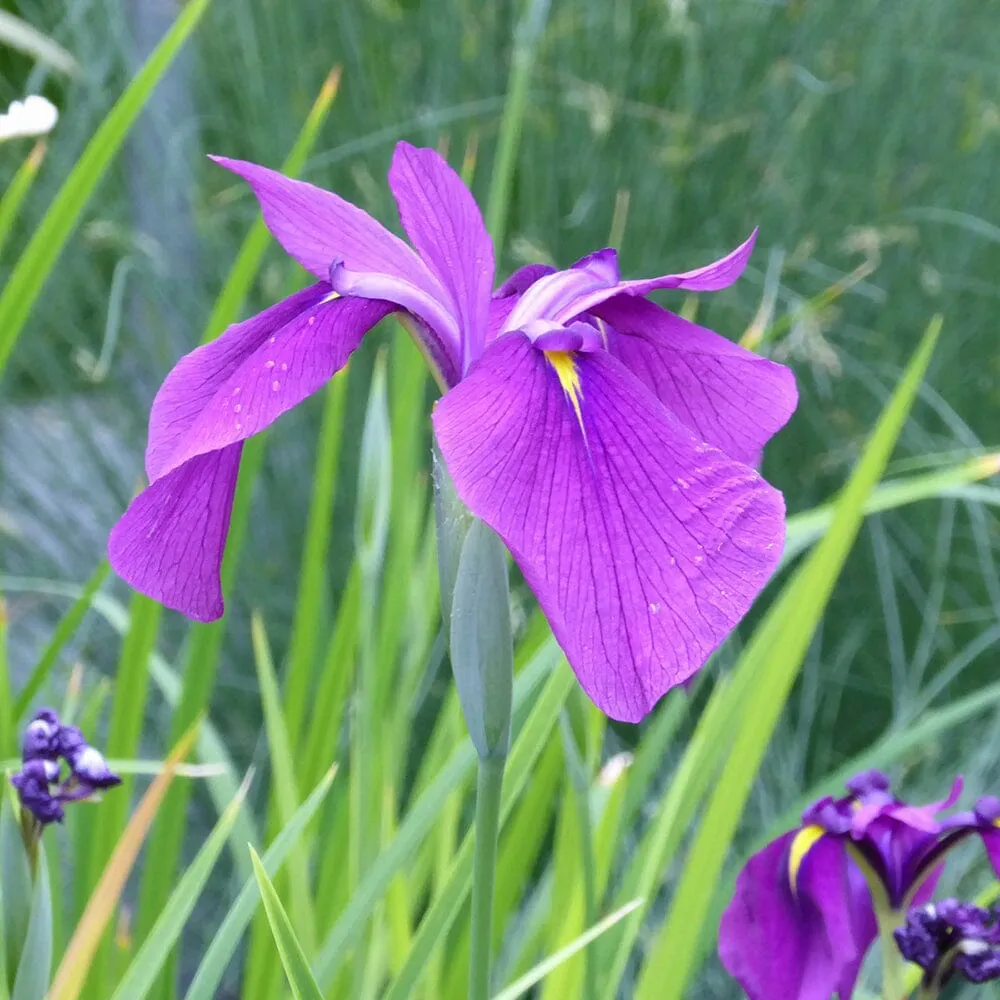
top-left (896, 899), bottom-right (1000, 988)
top-left (718, 770), bottom-right (1000, 1000)
top-left (107, 142), bottom-right (797, 722)
top-left (10, 708), bottom-right (121, 825)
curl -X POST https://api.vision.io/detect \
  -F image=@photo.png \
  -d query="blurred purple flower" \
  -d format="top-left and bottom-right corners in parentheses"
top-left (896, 899), bottom-right (1000, 988)
top-left (718, 770), bottom-right (1000, 1000)
top-left (11, 759), bottom-right (65, 824)
top-left (108, 143), bottom-right (797, 722)
top-left (10, 709), bottom-right (121, 825)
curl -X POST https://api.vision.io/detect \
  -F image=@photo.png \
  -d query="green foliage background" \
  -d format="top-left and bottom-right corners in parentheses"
top-left (1, 0), bottom-right (998, 997)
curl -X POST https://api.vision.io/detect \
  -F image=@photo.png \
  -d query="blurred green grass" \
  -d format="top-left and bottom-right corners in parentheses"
top-left (1, 0), bottom-right (999, 995)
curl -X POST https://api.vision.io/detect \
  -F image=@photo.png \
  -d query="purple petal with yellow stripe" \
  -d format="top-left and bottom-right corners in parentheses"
top-left (719, 832), bottom-right (875, 1000)
top-left (433, 333), bottom-right (785, 722)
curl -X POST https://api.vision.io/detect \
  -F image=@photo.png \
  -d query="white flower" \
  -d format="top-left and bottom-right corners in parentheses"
top-left (0, 95), bottom-right (58, 142)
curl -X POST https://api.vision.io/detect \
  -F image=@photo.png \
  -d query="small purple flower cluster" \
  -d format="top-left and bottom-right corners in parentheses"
top-left (10, 709), bottom-right (121, 825)
top-left (896, 900), bottom-right (1000, 987)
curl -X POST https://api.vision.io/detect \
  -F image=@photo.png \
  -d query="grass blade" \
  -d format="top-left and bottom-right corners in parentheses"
top-left (485, 0), bottom-right (551, 252)
top-left (249, 849), bottom-right (325, 1000)
top-left (0, 141), bottom-right (47, 261)
top-left (10, 849), bottom-right (51, 1000)
top-left (0, 0), bottom-right (212, 375)
top-left (135, 68), bottom-right (343, 984)
top-left (13, 560), bottom-right (109, 721)
top-left (49, 723), bottom-right (199, 1000)
top-left (109, 772), bottom-right (253, 1000)
top-left (782, 451), bottom-right (1000, 566)
top-left (0, 602), bottom-right (11, 759)
top-left (313, 641), bottom-right (560, 987)
top-left (0, 10), bottom-right (77, 75)
top-left (491, 900), bottom-right (643, 1000)
top-left (380, 661), bottom-right (576, 1000)
top-left (183, 766), bottom-right (337, 1000)
top-left (250, 614), bottom-right (315, 951)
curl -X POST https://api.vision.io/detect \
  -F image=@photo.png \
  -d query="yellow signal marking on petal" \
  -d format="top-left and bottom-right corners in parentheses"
top-left (545, 350), bottom-right (585, 433)
top-left (787, 824), bottom-right (826, 896)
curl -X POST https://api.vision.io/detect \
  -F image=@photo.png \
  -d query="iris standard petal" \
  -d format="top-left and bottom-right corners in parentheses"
top-left (719, 833), bottom-right (875, 1000)
top-left (388, 142), bottom-right (495, 367)
top-left (495, 263), bottom-right (557, 298)
top-left (433, 334), bottom-right (785, 722)
top-left (149, 292), bottom-right (392, 480)
top-left (550, 230), bottom-right (759, 323)
top-left (108, 445), bottom-right (243, 621)
top-left (595, 295), bottom-right (797, 464)
top-left (147, 283), bottom-right (330, 480)
top-left (502, 249), bottom-right (622, 333)
top-left (211, 156), bottom-right (445, 292)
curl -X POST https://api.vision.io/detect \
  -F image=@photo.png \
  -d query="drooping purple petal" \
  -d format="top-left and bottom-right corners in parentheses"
top-left (388, 143), bottom-right (495, 368)
top-left (595, 295), bottom-right (797, 464)
top-left (148, 289), bottom-right (391, 481)
top-left (108, 445), bottom-right (243, 621)
top-left (147, 283), bottom-right (330, 480)
top-left (433, 334), bottom-right (786, 722)
top-left (211, 156), bottom-right (444, 292)
top-left (718, 833), bottom-right (876, 1000)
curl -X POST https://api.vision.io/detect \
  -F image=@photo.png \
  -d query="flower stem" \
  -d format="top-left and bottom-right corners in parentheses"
top-left (469, 754), bottom-right (506, 1000)
top-left (879, 915), bottom-right (906, 1000)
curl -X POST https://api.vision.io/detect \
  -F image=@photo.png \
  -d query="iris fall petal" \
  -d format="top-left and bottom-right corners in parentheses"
top-left (433, 333), bottom-right (786, 722)
top-left (595, 295), bottom-right (797, 465)
top-left (108, 445), bottom-right (243, 621)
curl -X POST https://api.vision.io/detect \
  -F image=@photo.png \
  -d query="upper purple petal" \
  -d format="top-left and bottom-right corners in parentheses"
top-left (502, 250), bottom-right (622, 333)
top-left (211, 155), bottom-right (446, 293)
top-left (719, 832), bottom-right (876, 1000)
top-left (433, 334), bottom-right (786, 722)
top-left (495, 263), bottom-right (557, 298)
top-left (108, 445), bottom-right (243, 621)
top-left (500, 232), bottom-right (758, 332)
top-left (595, 295), bottom-right (797, 465)
top-left (147, 287), bottom-right (391, 481)
top-left (388, 143), bottom-right (495, 368)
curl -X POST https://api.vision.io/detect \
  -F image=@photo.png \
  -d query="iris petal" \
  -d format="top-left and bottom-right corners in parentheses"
top-left (596, 295), bottom-right (797, 465)
top-left (146, 283), bottom-right (330, 480)
top-left (148, 290), bottom-right (392, 479)
top-left (388, 142), bottom-right (495, 367)
top-left (719, 832), bottom-right (876, 1000)
top-left (433, 333), bottom-right (785, 722)
top-left (111, 292), bottom-right (392, 620)
top-left (108, 446), bottom-right (242, 622)
top-left (211, 156), bottom-right (444, 291)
